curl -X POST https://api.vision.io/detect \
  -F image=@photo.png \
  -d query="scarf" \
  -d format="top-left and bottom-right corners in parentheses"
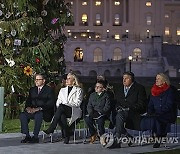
top-left (151, 83), bottom-right (170, 96)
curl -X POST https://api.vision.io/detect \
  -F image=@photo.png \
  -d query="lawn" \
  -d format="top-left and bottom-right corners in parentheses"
top-left (1, 118), bottom-right (180, 134)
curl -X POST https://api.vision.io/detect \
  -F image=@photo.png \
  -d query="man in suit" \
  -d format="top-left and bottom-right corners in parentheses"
top-left (20, 74), bottom-right (55, 143)
top-left (115, 72), bottom-right (147, 145)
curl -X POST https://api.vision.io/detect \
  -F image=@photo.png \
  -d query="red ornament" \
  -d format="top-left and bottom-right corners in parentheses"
top-left (36, 58), bottom-right (40, 63)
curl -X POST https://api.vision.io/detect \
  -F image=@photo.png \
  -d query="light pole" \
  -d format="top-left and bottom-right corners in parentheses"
top-left (128, 55), bottom-right (133, 72)
top-left (106, 29), bottom-right (109, 38)
top-left (146, 29), bottom-right (150, 38)
top-left (126, 29), bottom-right (129, 38)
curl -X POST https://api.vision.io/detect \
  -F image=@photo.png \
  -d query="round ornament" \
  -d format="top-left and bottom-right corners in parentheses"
top-left (41, 10), bottom-right (47, 16)
top-left (11, 29), bottom-right (17, 36)
top-left (5, 12), bottom-right (11, 18)
top-left (36, 58), bottom-right (40, 63)
top-left (5, 38), bottom-right (11, 46)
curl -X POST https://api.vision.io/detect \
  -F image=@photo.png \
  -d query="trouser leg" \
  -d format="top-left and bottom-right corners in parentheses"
top-left (96, 116), bottom-right (106, 136)
top-left (33, 111), bottom-right (43, 138)
top-left (19, 112), bottom-right (31, 137)
top-left (84, 116), bottom-right (96, 136)
top-left (115, 110), bottom-right (128, 138)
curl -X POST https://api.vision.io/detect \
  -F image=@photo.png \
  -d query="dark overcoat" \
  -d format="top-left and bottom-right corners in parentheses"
top-left (25, 85), bottom-right (55, 122)
top-left (115, 81), bottom-right (147, 130)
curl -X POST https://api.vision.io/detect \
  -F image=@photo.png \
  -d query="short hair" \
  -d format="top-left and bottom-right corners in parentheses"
top-left (35, 73), bottom-right (46, 80)
top-left (123, 71), bottom-right (135, 82)
top-left (96, 80), bottom-right (107, 88)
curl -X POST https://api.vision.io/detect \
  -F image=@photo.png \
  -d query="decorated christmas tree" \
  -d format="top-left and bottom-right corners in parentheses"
top-left (0, 0), bottom-right (72, 118)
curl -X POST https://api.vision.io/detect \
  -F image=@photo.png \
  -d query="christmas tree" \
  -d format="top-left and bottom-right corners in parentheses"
top-left (0, 0), bottom-right (72, 118)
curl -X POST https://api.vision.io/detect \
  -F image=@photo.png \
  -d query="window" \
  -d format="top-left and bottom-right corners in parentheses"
top-left (114, 14), bottom-right (120, 25)
top-left (82, 14), bottom-right (88, 23)
top-left (177, 27), bottom-right (180, 36)
top-left (146, 15), bottom-right (152, 25)
top-left (113, 48), bottom-right (122, 60)
top-left (94, 48), bottom-right (102, 62)
top-left (82, 1), bottom-right (87, 5)
top-left (74, 47), bottom-right (83, 62)
top-left (146, 2), bottom-right (152, 7)
top-left (95, 1), bottom-right (101, 6)
top-left (165, 27), bottom-right (170, 35)
top-left (114, 34), bottom-right (120, 40)
top-left (165, 14), bottom-right (169, 18)
top-left (114, 1), bottom-right (120, 5)
top-left (70, 1), bottom-right (73, 5)
top-left (133, 48), bottom-right (142, 61)
top-left (96, 14), bottom-right (101, 25)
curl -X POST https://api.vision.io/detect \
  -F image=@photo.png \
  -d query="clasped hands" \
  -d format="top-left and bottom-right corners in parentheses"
top-left (26, 107), bottom-right (41, 114)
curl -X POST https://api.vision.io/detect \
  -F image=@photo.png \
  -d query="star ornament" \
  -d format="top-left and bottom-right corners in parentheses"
top-left (24, 66), bottom-right (33, 76)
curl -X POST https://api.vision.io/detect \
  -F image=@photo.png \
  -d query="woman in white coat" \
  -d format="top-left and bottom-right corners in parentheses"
top-left (44, 73), bottom-right (83, 144)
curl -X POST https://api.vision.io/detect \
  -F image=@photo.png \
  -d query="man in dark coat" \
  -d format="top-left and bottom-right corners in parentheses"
top-left (20, 74), bottom-right (55, 143)
top-left (84, 80), bottom-right (111, 144)
top-left (115, 72), bottom-right (147, 141)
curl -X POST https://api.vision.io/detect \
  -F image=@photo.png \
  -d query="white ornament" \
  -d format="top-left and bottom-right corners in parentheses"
top-left (5, 58), bottom-right (15, 67)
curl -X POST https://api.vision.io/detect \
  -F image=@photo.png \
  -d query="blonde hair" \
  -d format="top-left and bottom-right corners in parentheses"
top-left (157, 73), bottom-right (170, 85)
top-left (67, 72), bottom-right (82, 87)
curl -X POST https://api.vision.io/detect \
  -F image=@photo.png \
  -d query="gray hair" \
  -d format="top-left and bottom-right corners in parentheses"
top-left (67, 72), bottom-right (82, 87)
top-left (157, 73), bottom-right (170, 85)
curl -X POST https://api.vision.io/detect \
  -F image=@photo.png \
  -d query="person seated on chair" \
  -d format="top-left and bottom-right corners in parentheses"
top-left (20, 73), bottom-right (55, 143)
top-left (84, 80), bottom-right (111, 144)
top-left (147, 73), bottom-right (176, 148)
top-left (43, 72), bottom-right (83, 144)
top-left (115, 72), bottom-right (147, 146)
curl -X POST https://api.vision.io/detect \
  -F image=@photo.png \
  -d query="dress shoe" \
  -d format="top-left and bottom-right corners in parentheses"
top-left (64, 136), bottom-right (70, 144)
top-left (125, 133), bottom-right (133, 147)
top-left (90, 134), bottom-right (97, 144)
top-left (21, 136), bottom-right (32, 143)
top-left (29, 136), bottom-right (39, 143)
top-left (153, 142), bottom-right (160, 148)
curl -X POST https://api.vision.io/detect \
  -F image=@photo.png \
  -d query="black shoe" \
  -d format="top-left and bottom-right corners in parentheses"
top-left (64, 136), bottom-right (70, 144)
top-left (21, 136), bottom-right (32, 143)
top-left (153, 142), bottom-right (160, 148)
top-left (29, 136), bottom-right (39, 143)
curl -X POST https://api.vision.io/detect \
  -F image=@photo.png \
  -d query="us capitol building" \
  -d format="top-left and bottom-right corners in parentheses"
top-left (64, 0), bottom-right (180, 77)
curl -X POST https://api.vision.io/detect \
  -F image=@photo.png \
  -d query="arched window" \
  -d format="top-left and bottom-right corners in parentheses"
top-left (115, 69), bottom-right (121, 76)
top-left (133, 48), bottom-right (142, 61)
top-left (146, 15), bottom-right (152, 25)
top-left (82, 14), bottom-right (88, 25)
top-left (94, 48), bottom-right (103, 62)
top-left (104, 70), bottom-right (111, 77)
top-left (74, 47), bottom-right (83, 62)
top-left (113, 48), bottom-right (122, 60)
top-left (89, 70), bottom-right (97, 76)
top-left (96, 14), bottom-right (101, 25)
top-left (74, 70), bottom-right (81, 76)
top-left (114, 14), bottom-right (120, 25)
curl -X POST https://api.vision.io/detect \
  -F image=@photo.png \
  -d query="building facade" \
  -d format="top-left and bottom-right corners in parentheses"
top-left (64, 0), bottom-right (180, 77)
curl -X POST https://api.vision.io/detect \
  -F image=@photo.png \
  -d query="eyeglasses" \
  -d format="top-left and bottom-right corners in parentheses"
top-left (35, 79), bottom-right (43, 81)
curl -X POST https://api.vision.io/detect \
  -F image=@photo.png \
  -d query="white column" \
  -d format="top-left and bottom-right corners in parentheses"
top-left (89, 0), bottom-right (93, 26)
top-left (109, 0), bottom-right (112, 25)
top-left (75, 0), bottom-right (79, 26)
top-left (123, 0), bottom-right (126, 25)
top-left (103, 0), bottom-right (107, 24)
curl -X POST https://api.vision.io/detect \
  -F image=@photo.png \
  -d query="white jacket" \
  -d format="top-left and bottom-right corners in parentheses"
top-left (56, 86), bottom-right (83, 125)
